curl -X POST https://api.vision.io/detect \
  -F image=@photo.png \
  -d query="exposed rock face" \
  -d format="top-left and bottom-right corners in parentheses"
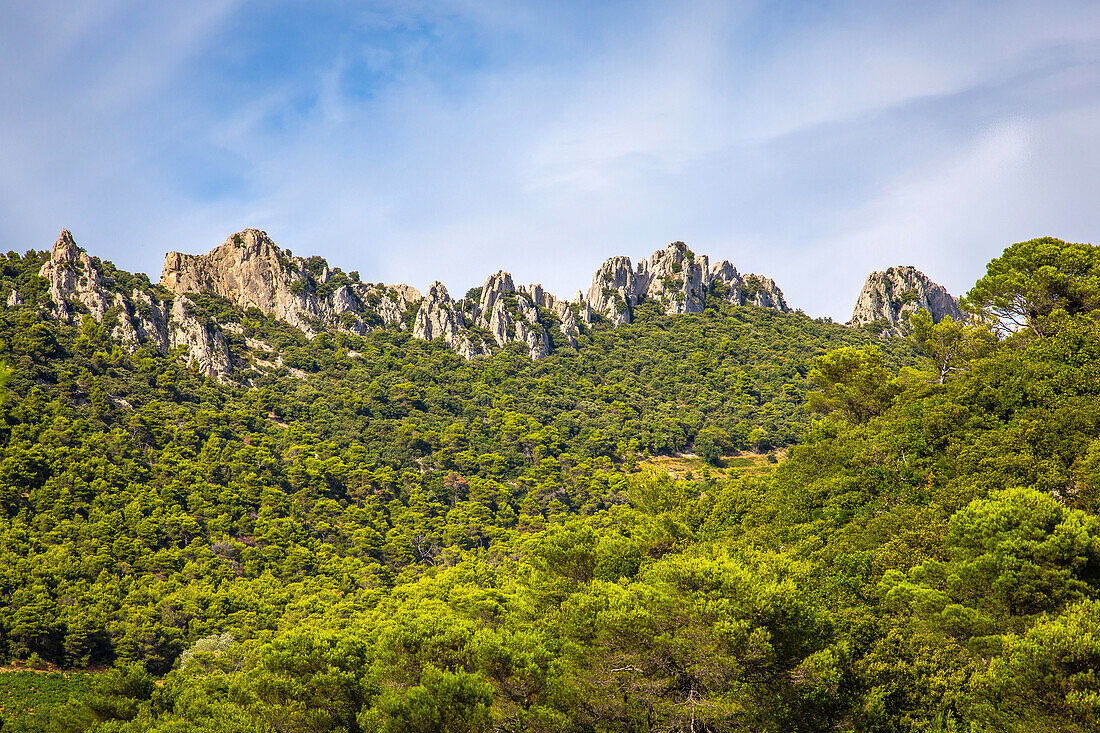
top-left (161, 229), bottom-right (418, 337)
top-left (586, 256), bottom-right (637, 326)
top-left (741, 274), bottom-right (789, 311)
top-left (413, 282), bottom-right (489, 360)
top-left (473, 271), bottom-right (551, 359)
top-left (162, 229), bottom-right (313, 328)
top-left (35, 229), bottom-right (232, 379)
top-left (642, 244), bottom-right (708, 314)
top-left (585, 241), bottom-right (791, 325)
top-left (24, 229), bottom-right (804, 368)
top-left (849, 266), bottom-right (964, 332)
top-left (167, 297), bottom-right (233, 378)
top-left (158, 230), bottom-right (584, 362)
top-left (519, 282), bottom-right (583, 349)
top-left (39, 229), bottom-right (114, 320)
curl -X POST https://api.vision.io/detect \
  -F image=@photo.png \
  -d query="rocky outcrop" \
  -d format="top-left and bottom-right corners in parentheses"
top-left (39, 229), bottom-right (115, 321)
top-left (642, 244), bottom-right (708, 314)
top-left (474, 272), bottom-right (551, 359)
top-left (413, 282), bottom-right (489, 360)
top-left (518, 282), bottom-right (582, 349)
top-left (585, 242), bottom-right (791, 325)
top-left (168, 297), bottom-right (233, 378)
top-left (22, 229), bottom-right (806, 368)
top-left (848, 266), bottom-right (964, 333)
top-left (740, 274), bottom-right (789, 311)
top-left (159, 230), bottom-right (584, 362)
top-left (162, 229), bottom-right (314, 328)
top-left (34, 229), bottom-right (233, 379)
top-left (586, 256), bottom-right (637, 326)
top-left (161, 229), bottom-right (418, 337)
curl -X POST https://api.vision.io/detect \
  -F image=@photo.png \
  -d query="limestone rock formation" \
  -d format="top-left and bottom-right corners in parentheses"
top-left (161, 229), bottom-right (418, 337)
top-left (167, 297), bottom-right (233, 378)
top-left (586, 256), bottom-right (637, 326)
top-left (848, 266), bottom-right (964, 333)
top-left (741, 274), bottom-right (789, 311)
top-left (518, 282), bottom-right (582, 349)
top-left (585, 241), bottom-right (791, 325)
top-left (35, 229), bottom-right (232, 379)
top-left (23, 228), bottom-right (806, 368)
top-left (474, 271), bottom-right (551, 359)
top-left (39, 229), bottom-right (115, 321)
top-left (413, 282), bottom-right (489, 360)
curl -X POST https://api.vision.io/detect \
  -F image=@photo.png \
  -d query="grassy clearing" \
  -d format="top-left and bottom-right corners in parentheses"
top-left (641, 451), bottom-right (781, 481)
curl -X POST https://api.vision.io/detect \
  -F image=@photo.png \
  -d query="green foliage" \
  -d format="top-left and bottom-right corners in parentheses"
top-left (370, 666), bottom-right (492, 733)
top-left (966, 236), bottom-right (1100, 336)
top-left (806, 344), bottom-right (901, 423)
top-left (908, 310), bottom-right (997, 384)
top-left (0, 672), bottom-right (92, 732)
top-left (3, 238), bottom-right (1100, 731)
top-left (975, 598), bottom-right (1100, 732)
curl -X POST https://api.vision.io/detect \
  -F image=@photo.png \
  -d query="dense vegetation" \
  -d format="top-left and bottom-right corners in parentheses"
top-left (1, 237), bottom-right (1099, 732)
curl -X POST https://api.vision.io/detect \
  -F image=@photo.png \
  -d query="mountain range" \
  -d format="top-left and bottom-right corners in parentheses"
top-left (8, 228), bottom-right (966, 379)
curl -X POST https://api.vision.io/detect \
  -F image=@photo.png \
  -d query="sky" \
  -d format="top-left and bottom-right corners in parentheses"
top-left (2, 0), bottom-right (1099, 320)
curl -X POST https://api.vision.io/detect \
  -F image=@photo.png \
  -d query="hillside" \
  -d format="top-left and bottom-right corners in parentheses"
top-left (1, 236), bottom-right (1098, 732)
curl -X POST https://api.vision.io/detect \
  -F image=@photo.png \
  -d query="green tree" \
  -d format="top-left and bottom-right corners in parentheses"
top-left (965, 237), bottom-right (1100, 336)
top-left (370, 666), bottom-right (493, 733)
top-left (908, 310), bottom-right (996, 384)
top-left (806, 345), bottom-right (900, 424)
top-left (975, 599), bottom-right (1100, 732)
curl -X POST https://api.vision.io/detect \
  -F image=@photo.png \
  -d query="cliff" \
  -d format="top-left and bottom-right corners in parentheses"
top-left (583, 242), bottom-right (790, 325)
top-left (161, 229), bottom-right (418, 337)
top-left (13, 228), bottom-right (834, 374)
top-left (849, 266), bottom-right (965, 333)
top-left (36, 229), bottom-right (233, 379)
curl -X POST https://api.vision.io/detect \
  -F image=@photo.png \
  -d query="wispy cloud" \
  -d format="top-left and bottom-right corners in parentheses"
top-left (2, 0), bottom-right (1098, 318)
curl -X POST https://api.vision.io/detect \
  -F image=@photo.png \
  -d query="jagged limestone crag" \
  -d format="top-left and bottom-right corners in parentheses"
top-left (161, 229), bottom-right (418, 337)
top-left (848, 266), bottom-right (965, 333)
top-left (474, 271), bottom-right (551, 359)
top-left (35, 229), bottom-right (233, 379)
top-left (16, 229), bottom-right (799, 373)
top-left (412, 282), bottom-right (490, 360)
top-left (584, 241), bottom-right (790, 325)
top-left (409, 272), bottom-right (583, 360)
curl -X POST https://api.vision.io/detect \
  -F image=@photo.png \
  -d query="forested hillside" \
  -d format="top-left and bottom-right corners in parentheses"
top-left (2, 238), bottom-right (1099, 732)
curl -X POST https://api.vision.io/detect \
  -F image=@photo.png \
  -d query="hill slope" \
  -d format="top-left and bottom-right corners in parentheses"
top-left (3, 236), bottom-right (1099, 733)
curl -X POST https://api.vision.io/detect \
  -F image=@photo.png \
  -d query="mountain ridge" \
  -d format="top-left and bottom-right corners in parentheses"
top-left (9, 228), bottom-right (964, 377)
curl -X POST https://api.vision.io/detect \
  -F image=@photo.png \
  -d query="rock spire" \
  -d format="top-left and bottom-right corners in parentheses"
top-left (848, 266), bottom-right (965, 333)
top-left (584, 242), bottom-right (790, 325)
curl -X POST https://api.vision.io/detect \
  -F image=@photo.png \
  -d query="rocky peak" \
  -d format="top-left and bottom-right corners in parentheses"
top-left (848, 266), bottom-right (964, 332)
top-left (742, 275), bottom-right (789, 311)
top-left (36, 229), bottom-right (233, 380)
top-left (584, 242), bottom-right (790, 325)
top-left (162, 229), bottom-right (318, 330)
top-left (161, 229), bottom-right (417, 338)
top-left (39, 228), bottom-right (111, 319)
top-left (479, 271), bottom-right (516, 316)
top-left (413, 282), bottom-right (488, 360)
top-left (52, 229), bottom-right (81, 261)
top-left (474, 271), bottom-right (552, 359)
top-left (586, 256), bottom-right (638, 326)
top-left (641, 242), bottom-right (709, 315)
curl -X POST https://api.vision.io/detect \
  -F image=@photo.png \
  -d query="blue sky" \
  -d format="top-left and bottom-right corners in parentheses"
top-left (2, 0), bottom-right (1099, 319)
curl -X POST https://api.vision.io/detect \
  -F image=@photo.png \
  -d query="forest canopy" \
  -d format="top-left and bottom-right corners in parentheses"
top-left (0, 236), bottom-right (1098, 732)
